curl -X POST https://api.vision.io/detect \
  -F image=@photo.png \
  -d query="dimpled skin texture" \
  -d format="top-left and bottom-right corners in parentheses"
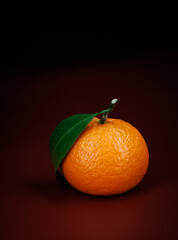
top-left (61, 117), bottom-right (149, 196)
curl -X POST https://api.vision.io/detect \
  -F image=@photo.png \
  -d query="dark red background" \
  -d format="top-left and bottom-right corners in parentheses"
top-left (0, 52), bottom-right (177, 240)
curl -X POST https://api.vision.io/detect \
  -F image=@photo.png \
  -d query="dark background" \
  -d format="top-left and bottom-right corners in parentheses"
top-left (1, 15), bottom-right (178, 71)
top-left (0, 16), bottom-right (178, 240)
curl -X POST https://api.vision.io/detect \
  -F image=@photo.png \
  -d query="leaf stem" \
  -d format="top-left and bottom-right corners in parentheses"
top-left (99, 98), bottom-right (118, 124)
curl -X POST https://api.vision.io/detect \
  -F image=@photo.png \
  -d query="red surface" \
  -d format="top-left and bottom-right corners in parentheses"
top-left (1, 53), bottom-right (178, 240)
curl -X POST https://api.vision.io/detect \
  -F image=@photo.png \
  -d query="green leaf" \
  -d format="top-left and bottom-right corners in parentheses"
top-left (49, 109), bottom-right (110, 171)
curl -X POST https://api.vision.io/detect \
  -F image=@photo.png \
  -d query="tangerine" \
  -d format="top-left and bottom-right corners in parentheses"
top-left (61, 117), bottom-right (149, 196)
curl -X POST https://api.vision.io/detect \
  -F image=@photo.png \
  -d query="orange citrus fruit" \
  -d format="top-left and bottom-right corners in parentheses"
top-left (61, 117), bottom-right (149, 196)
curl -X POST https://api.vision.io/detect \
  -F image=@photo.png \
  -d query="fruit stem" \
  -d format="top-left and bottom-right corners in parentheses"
top-left (100, 98), bottom-right (118, 124)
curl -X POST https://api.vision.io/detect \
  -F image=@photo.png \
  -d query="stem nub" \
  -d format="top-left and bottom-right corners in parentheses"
top-left (99, 98), bottom-right (118, 124)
